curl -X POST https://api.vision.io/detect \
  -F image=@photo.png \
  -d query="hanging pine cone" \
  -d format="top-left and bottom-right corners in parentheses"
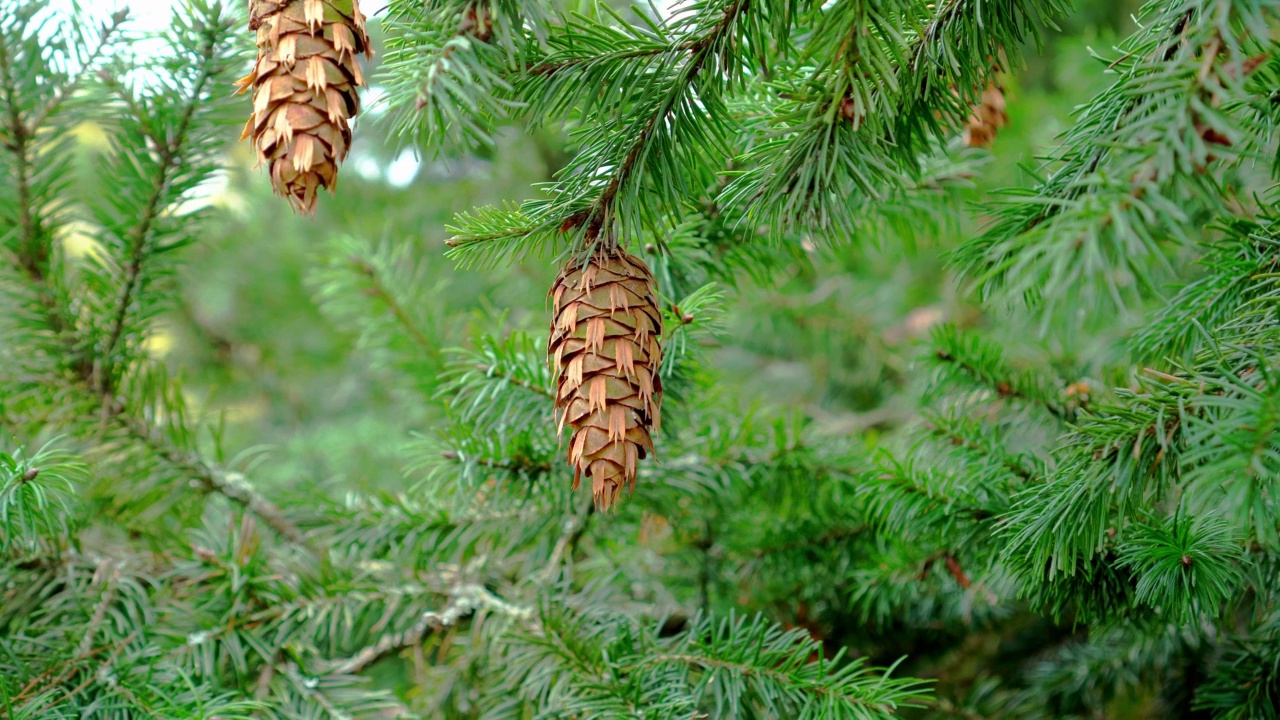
top-left (237, 0), bottom-right (371, 214)
top-left (963, 83), bottom-right (1009, 149)
top-left (549, 249), bottom-right (663, 510)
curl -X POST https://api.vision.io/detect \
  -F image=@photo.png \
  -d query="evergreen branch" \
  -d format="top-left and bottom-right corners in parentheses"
top-left (1131, 221), bottom-right (1280, 359)
top-left (440, 449), bottom-right (553, 474)
top-left (72, 561), bottom-right (119, 659)
top-left (448, 0), bottom-right (765, 263)
top-left (0, 4), bottom-right (123, 282)
top-left (928, 325), bottom-right (1074, 422)
top-left (95, 26), bottom-right (221, 400)
top-left (1116, 513), bottom-right (1244, 622)
top-left (649, 651), bottom-right (897, 708)
top-left (124, 413), bottom-right (311, 549)
top-left (438, 330), bottom-right (557, 437)
top-left (472, 361), bottom-right (553, 399)
top-left (444, 203), bottom-right (551, 267)
top-left (537, 505), bottom-right (591, 584)
top-left (331, 615), bottom-right (433, 676)
top-left (863, 460), bottom-right (999, 535)
top-left (921, 412), bottom-right (1040, 482)
top-left (577, 0), bottom-right (753, 243)
top-left (443, 220), bottom-right (540, 249)
top-left (6, 218), bottom-right (310, 551)
top-left (0, 339), bottom-right (312, 549)
top-left (653, 613), bottom-right (931, 716)
top-left (956, 0), bottom-right (1273, 308)
top-left (1195, 612), bottom-right (1280, 715)
top-left (0, 442), bottom-right (84, 552)
top-left (23, 11), bottom-right (126, 139)
top-left (420, 582), bottom-right (535, 629)
top-left (311, 235), bottom-right (445, 399)
top-left (345, 255), bottom-right (434, 353)
top-left (510, 604), bottom-right (929, 717)
top-left (6, 638), bottom-right (121, 707)
top-left (725, 0), bottom-right (1062, 232)
top-left (381, 3), bottom-right (519, 150)
top-left (528, 43), bottom-right (670, 77)
top-left (382, 0), bottom-right (555, 151)
top-left (5, 557), bottom-right (128, 708)
top-left (0, 24), bottom-right (37, 275)
top-left (748, 524), bottom-right (867, 559)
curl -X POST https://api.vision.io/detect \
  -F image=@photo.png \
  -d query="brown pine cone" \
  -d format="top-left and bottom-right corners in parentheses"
top-left (549, 249), bottom-right (663, 510)
top-left (237, 0), bottom-right (371, 214)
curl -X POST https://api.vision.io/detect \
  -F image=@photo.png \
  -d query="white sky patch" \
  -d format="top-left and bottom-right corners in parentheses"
top-left (351, 153), bottom-right (382, 181)
top-left (48, 0), bottom-right (392, 29)
top-left (384, 149), bottom-right (420, 188)
top-left (46, 0), bottom-right (174, 32)
top-left (650, 0), bottom-right (685, 19)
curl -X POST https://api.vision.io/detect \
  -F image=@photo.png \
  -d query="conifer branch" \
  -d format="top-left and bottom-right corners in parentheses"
top-left (345, 254), bottom-right (435, 352)
top-left (922, 414), bottom-right (1039, 481)
top-left (597, 0), bottom-right (745, 229)
top-left (929, 326), bottom-right (1074, 422)
top-left (11, 0), bottom-right (1280, 715)
top-left (473, 362), bottom-right (554, 399)
top-left (538, 508), bottom-right (589, 583)
top-left (647, 651), bottom-right (897, 710)
top-left (123, 412), bottom-right (311, 549)
top-left (96, 29), bottom-right (221, 399)
top-left (0, 37), bottom-right (37, 276)
top-left (331, 615), bottom-right (434, 676)
top-left (333, 582), bottom-right (534, 675)
top-left (867, 463), bottom-right (995, 529)
top-left (25, 12), bottom-right (127, 139)
top-left (957, 0), bottom-right (1272, 306)
top-left (440, 448), bottom-right (553, 473)
top-left (0, 7), bottom-right (123, 280)
top-left (0, 5), bottom-right (308, 552)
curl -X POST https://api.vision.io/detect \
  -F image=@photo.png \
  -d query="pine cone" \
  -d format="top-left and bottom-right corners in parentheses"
top-left (963, 83), bottom-right (1009, 149)
top-left (549, 249), bottom-right (663, 510)
top-left (237, 0), bottom-right (371, 214)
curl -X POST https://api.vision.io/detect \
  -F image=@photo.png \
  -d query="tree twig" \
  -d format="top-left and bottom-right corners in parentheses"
top-left (331, 583), bottom-right (534, 675)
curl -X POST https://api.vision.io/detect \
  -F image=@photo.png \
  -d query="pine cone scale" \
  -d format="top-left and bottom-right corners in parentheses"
top-left (550, 250), bottom-right (663, 510)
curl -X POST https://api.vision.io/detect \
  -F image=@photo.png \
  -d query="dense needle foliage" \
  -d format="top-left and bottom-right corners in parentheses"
top-left (3, 0), bottom-right (1280, 717)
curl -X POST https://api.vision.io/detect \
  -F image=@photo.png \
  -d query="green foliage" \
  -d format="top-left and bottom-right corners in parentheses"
top-left (5, 0), bottom-right (1280, 717)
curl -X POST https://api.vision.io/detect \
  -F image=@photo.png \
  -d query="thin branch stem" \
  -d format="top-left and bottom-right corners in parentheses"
top-left (923, 420), bottom-right (1037, 481)
top-left (642, 652), bottom-right (893, 711)
top-left (97, 30), bottom-right (220, 399)
top-left (332, 583), bottom-right (533, 675)
top-left (347, 255), bottom-right (435, 352)
top-left (0, 21), bottom-right (38, 278)
top-left (582, 0), bottom-right (751, 241)
top-left (0, 18), bottom-right (308, 550)
top-left (474, 362), bottom-right (554, 398)
top-left (26, 13), bottom-right (127, 134)
top-left (122, 410), bottom-right (312, 550)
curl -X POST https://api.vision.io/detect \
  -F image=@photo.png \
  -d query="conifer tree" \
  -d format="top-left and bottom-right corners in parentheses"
top-left (3, 0), bottom-right (1280, 718)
